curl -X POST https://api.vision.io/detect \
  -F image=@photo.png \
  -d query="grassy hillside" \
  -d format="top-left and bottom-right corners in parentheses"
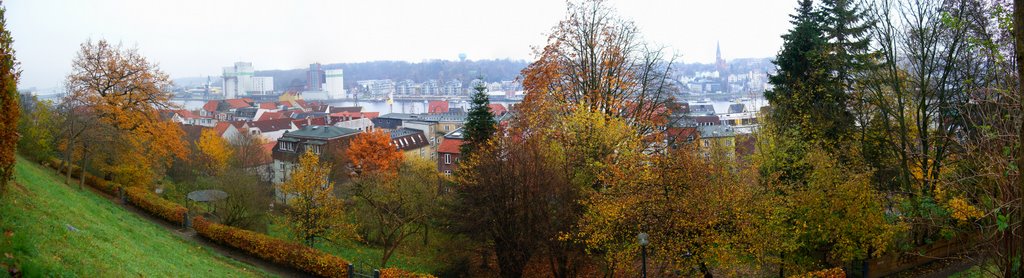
top-left (0, 157), bottom-right (267, 277)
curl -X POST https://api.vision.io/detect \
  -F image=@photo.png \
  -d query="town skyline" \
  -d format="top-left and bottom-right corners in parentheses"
top-left (8, 0), bottom-right (795, 89)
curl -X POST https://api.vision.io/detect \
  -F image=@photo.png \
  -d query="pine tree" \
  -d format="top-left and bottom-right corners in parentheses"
top-left (0, 4), bottom-right (20, 193)
top-left (765, 0), bottom-right (851, 148)
top-left (461, 80), bottom-right (496, 156)
top-left (820, 0), bottom-right (874, 90)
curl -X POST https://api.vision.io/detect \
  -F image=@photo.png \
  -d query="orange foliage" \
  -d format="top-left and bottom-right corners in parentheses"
top-left (64, 39), bottom-right (187, 185)
top-left (789, 267), bottom-right (845, 278)
top-left (346, 129), bottom-right (403, 176)
top-left (125, 186), bottom-right (188, 225)
top-left (192, 216), bottom-right (352, 278)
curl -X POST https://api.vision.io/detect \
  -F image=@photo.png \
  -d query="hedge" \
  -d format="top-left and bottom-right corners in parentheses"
top-left (124, 186), bottom-right (188, 225)
top-left (380, 268), bottom-right (435, 278)
top-left (44, 158), bottom-right (434, 278)
top-left (790, 267), bottom-right (845, 278)
top-left (192, 216), bottom-right (351, 278)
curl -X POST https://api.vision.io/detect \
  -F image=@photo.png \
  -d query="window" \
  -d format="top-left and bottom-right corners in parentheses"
top-left (703, 140), bottom-right (710, 147)
top-left (444, 154), bottom-right (451, 165)
top-left (444, 170), bottom-right (452, 176)
top-left (279, 143), bottom-right (285, 150)
top-left (310, 145), bottom-right (321, 155)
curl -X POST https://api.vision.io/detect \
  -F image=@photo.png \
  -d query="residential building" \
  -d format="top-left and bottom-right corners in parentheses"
top-left (271, 125), bottom-right (362, 200)
top-left (696, 125), bottom-right (735, 159)
top-left (436, 129), bottom-right (465, 175)
top-left (391, 128), bottom-right (431, 160)
top-left (244, 118), bottom-right (298, 142)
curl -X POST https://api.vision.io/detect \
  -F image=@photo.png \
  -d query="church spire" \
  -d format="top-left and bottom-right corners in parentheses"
top-left (716, 40), bottom-right (722, 63)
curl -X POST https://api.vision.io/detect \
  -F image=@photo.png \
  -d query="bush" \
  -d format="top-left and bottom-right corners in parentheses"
top-left (790, 267), bottom-right (845, 278)
top-left (125, 186), bottom-right (187, 225)
top-left (192, 216), bottom-right (350, 277)
top-left (380, 268), bottom-right (435, 278)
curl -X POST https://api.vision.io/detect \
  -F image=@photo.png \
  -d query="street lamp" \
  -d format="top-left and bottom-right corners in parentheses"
top-left (638, 232), bottom-right (649, 278)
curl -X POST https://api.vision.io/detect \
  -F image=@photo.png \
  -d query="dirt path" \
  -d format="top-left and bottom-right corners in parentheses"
top-left (59, 175), bottom-right (309, 278)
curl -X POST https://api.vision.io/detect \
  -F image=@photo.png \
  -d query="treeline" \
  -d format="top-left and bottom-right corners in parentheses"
top-left (441, 0), bottom-right (1024, 277)
top-left (256, 59), bottom-right (530, 91)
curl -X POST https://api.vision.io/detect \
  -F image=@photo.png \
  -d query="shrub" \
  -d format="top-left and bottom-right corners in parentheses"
top-left (125, 186), bottom-right (187, 225)
top-left (192, 216), bottom-right (351, 277)
top-left (790, 267), bottom-right (845, 278)
top-left (380, 268), bottom-right (435, 278)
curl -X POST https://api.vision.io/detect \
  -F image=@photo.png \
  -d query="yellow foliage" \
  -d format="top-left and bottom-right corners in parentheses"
top-left (947, 197), bottom-right (984, 222)
top-left (196, 129), bottom-right (233, 176)
top-left (280, 150), bottom-right (354, 246)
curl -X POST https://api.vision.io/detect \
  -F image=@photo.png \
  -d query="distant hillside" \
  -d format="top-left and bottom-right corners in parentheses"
top-left (258, 59), bottom-right (531, 91)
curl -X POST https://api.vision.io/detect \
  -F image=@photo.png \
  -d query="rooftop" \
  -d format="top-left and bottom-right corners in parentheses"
top-left (284, 125), bottom-right (360, 140)
top-left (697, 125), bottom-right (735, 138)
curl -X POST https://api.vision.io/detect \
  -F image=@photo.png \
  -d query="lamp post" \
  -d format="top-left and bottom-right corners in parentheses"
top-left (638, 232), bottom-right (649, 278)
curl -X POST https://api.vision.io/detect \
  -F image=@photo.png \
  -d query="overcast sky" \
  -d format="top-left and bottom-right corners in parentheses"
top-left (8, 0), bottom-right (795, 89)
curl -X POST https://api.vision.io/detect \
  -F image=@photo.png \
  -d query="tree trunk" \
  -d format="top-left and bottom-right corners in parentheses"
top-left (78, 144), bottom-right (88, 190)
top-left (1013, 2), bottom-right (1024, 277)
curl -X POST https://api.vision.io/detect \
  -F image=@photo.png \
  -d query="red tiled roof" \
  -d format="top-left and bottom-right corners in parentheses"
top-left (428, 100), bottom-right (449, 114)
top-left (249, 118), bottom-right (294, 132)
top-left (225, 99), bottom-right (252, 109)
top-left (259, 103), bottom-right (278, 109)
top-left (291, 117), bottom-right (329, 128)
top-left (437, 138), bottom-right (465, 154)
top-left (329, 106), bottom-right (362, 113)
top-left (203, 101), bottom-right (220, 112)
top-left (488, 104), bottom-right (507, 116)
top-left (258, 111), bottom-right (285, 121)
top-left (295, 100), bottom-right (308, 108)
top-left (213, 122), bottom-right (231, 136)
top-left (667, 127), bottom-right (698, 141)
top-left (329, 111), bottom-right (380, 120)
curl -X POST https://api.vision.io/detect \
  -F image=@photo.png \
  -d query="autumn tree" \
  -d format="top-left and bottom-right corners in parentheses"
top-left (196, 129), bottom-right (233, 176)
top-left (454, 126), bottom-right (575, 278)
top-left (0, 3), bottom-right (18, 193)
top-left (280, 149), bottom-right (353, 247)
top-left (346, 129), bottom-right (402, 176)
top-left (63, 39), bottom-right (187, 187)
top-left (521, 0), bottom-right (676, 138)
top-left (350, 157), bottom-right (443, 268)
top-left (461, 80), bottom-right (496, 156)
top-left (17, 95), bottom-right (58, 163)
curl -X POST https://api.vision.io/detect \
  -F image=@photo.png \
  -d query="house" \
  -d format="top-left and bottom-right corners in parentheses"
top-left (373, 113), bottom-right (420, 130)
top-left (329, 111), bottom-right (379, 122)
top-left (335, 118), bottom-right (375, 132)
top-left (271, 125), bottom-right (362, 199)
top-left (727, 103), bottom-right (746, 113)
top-left (213, 122), bottom-right (246, 142)
top-left (403, 120), bottom-right (440, 161)
top-left (427, 100), bottom-right (449, 114)
top-left (693, 115), bottom-right (721, 126)
top-left (696, 125), bottom-right (735, 159)
top-left (244, 118), bottom-right (298, 142)
top-left (391, 128), bottom-right (431, 160)
top-left (257, 111), bottom-right (287, 121)
top-left (666, 127), bottom-right (699, 148)
top-left (328, 106), bottom-right (362, 114)
top-left (436, 129), bottom-right (465, 175)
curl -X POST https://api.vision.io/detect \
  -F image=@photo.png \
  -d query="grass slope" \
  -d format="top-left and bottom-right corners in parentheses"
top-left (0, 157), bottom-right (266, 277)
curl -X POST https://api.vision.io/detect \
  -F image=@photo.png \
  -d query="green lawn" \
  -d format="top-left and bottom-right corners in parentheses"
top-left (267, 217), bottom-right (445, 274)
top-left (0, 156), bottom-right (268, 277)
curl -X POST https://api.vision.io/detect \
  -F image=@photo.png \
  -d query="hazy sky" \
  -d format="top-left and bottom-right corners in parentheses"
top-left (8, 0), bottom-right (795, 89)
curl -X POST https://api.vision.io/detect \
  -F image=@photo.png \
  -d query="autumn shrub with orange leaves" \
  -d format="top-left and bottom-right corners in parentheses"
top-left (789, 267), bottom-right (845, 278)
top-left (125, 186), bottom-right (187, 225)
top-left (192, 216), bottom-right (351, 277)
top-left (379, 268), bottom-right (435, 278)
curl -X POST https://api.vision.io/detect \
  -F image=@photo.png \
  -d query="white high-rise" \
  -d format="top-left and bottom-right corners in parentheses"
top-left (325, 69), bottom-right (346, 99)
top-left (222, 62), bottom-right (254, 99)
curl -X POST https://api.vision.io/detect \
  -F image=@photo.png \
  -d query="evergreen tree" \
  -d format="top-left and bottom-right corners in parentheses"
top-left (820, 0), bottom-right (874, 90)
top-left (0, 4), bottom-right (20, 193)
top-left (765, 0), bottom-right (852, 149)
top-left (461, 80), bottom-right (496, 156)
